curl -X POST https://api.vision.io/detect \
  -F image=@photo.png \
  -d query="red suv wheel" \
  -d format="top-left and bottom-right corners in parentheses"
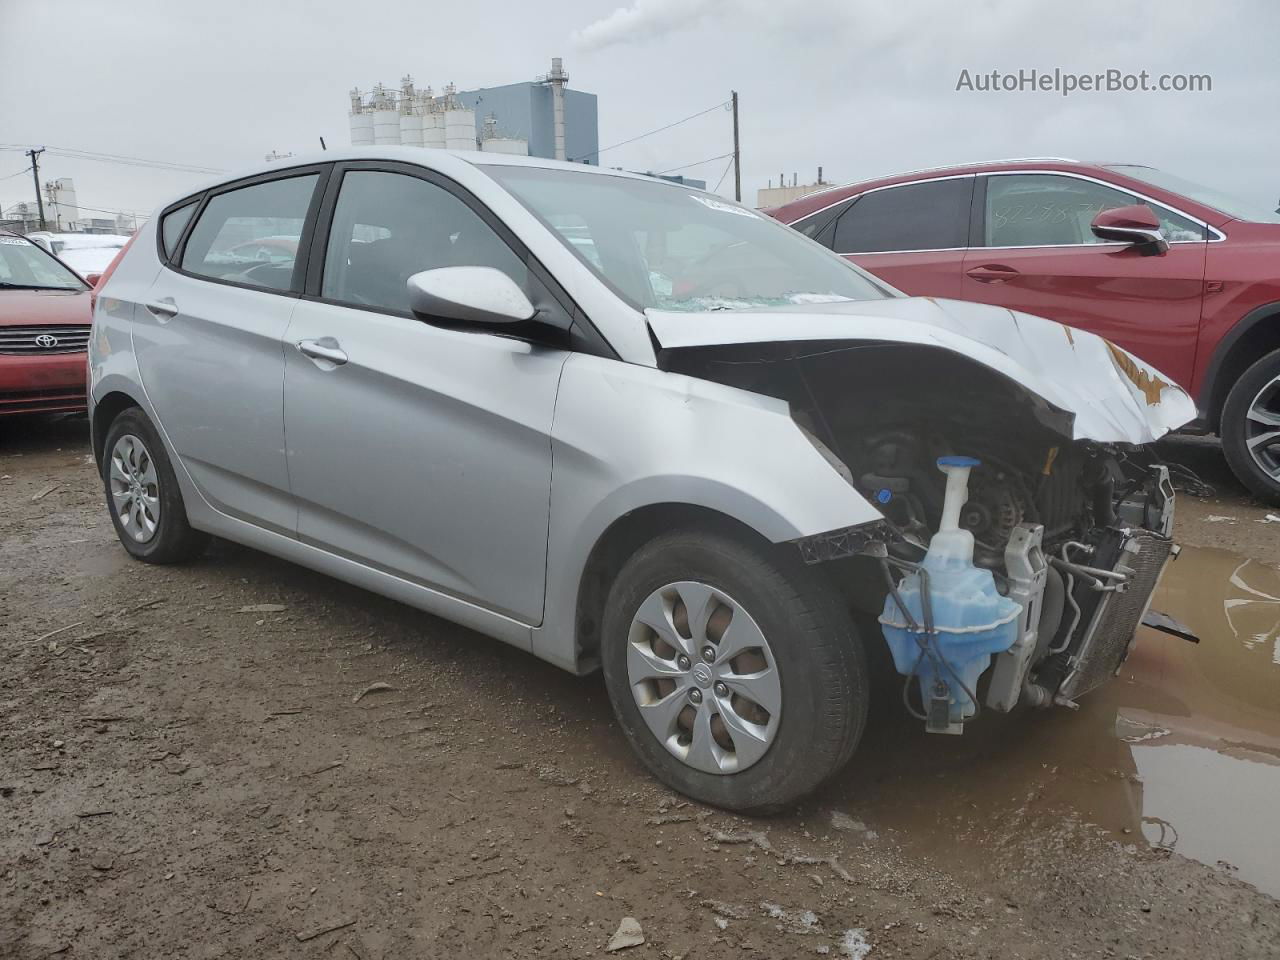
top-left (1221, 349), bottom-right (1280, 504)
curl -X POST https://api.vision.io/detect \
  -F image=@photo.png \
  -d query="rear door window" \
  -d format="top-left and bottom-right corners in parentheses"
top-left (831, 179), bottom-right (973, 253)
top-left (180, 174), bottom-right (319, 291)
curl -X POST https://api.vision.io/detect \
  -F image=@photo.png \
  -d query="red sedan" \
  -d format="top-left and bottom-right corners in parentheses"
top-left (767, 159), bottom-right (1280, 501)
top-left (0, 232), bottom-right (94, 416)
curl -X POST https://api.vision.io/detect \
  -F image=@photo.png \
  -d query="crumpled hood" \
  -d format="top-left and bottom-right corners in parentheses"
top-left (646, 296), bottom-right (1195, 445)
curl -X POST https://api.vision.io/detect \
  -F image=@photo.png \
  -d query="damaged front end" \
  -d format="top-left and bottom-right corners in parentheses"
top-left (795, 456), bottom-right (1176, 733)
top-left (649, 298), bottom-right (1194, 733)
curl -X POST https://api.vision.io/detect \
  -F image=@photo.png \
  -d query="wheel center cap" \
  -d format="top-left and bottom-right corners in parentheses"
top-left (691, 662), bottom-right (714, 688)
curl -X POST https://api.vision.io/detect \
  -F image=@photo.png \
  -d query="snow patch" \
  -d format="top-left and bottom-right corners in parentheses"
top-left (840, 928), bottom-right (873, 959)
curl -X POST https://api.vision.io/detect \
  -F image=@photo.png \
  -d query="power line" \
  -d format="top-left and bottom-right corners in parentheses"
top-left (46, 150), bottom-right (225, 175)
top-left (0, 143), bottom-right (225, 176)
top-left (654, 152), bottom-right (733, 175)
top-left (0, 165), bottom-right (32, 181)
top-left (570, 100), bottom-right (729, 163)
top-left (70, 201), bottom-right (152, 221)
top-left (712, 155), bottom-right (736, 193)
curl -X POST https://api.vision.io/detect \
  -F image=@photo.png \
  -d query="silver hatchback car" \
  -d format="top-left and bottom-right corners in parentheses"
top-left (90, 149), bottom-right (1194, 811)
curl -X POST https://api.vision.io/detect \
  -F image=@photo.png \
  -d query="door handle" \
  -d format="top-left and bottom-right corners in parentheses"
top-left (145, 297), bottom-right (179, 320)
top-left (297, 337), bottom-right (348, 366)
top-left (965, 264), bottom-right (1020, 284)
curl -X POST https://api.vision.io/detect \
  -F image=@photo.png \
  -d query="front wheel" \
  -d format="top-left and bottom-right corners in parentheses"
top-left (600, 529), bottom-right (867, 813)
top-left (1221, 348), bottom-right (1280, 504)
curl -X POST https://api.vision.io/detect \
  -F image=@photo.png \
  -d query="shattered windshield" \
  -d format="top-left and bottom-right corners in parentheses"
top-left (481, 165), bottom-right (891, 311)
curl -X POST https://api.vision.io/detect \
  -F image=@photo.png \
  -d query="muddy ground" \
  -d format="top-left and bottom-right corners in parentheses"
top-left (2, 416), bottom-right (1278, 959)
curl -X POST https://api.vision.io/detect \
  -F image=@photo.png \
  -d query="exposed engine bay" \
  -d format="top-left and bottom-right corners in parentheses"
top-left (662, 340), bottom-right (1182, 733)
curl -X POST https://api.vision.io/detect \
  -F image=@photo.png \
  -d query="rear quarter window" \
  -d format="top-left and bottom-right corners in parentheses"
top-left (160, 200), bottom-right (199, 260)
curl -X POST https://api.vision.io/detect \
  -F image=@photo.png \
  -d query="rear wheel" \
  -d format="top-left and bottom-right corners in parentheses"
top-left (600, 529), bottom-right (867, 813)
top-left (1221, 348), bottom-right (1280, 504)
top-left (102, 407), bottom-right (208, 563)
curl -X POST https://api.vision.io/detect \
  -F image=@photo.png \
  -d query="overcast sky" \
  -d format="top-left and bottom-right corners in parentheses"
top-left (2, 0), bottom-right (1276, 222)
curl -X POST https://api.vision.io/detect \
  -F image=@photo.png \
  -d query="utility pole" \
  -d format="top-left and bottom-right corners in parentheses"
top-left (26, 147), bottom-right (46, 230)
top-left (730, 91), bottom-right (741, 202)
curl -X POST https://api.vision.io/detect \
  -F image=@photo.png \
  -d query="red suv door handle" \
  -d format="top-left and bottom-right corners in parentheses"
top-left (966, 264), bottom-right (1020, 283)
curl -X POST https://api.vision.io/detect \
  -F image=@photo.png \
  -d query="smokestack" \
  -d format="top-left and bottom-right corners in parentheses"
top-left (549, 57), bottom-right (568, 162)
top-left (817, 165), bottom-right (823, 185)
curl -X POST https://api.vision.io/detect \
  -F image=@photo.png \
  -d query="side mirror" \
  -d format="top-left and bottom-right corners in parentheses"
top-left (1091, 204), bottom-right (1168, 254)
top-left (407, 267), bottom-right (536, 327)
top-left (84, 273), bottom-right (103, 287)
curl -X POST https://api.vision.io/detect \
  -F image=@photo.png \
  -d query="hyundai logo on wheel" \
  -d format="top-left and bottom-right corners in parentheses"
top-left (34, 334), bottom-right (59, 348)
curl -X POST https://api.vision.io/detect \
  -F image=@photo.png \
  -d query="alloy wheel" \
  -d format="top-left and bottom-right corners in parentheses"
top-left (626, 580), bottom-right (781, 775)
top-left (109, 434), bottom-right (161, 543)
top-left (1245, 376), bottom-right (1280, 481)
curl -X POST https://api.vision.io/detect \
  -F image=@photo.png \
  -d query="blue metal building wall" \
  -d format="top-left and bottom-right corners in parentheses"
top-left (455, 81), bottom-right (598, 165)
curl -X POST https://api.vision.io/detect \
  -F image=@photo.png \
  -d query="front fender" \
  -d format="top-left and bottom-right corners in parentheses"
top-left (532, 353), bottom-right (881, 671)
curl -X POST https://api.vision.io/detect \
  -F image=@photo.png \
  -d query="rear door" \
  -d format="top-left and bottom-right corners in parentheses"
top-left (961, 172), bottom-right (1207, 387)
top-left (817, 176), bottom-right (974, 297)
top-left (281, 163), bottom-right (570, 624)
top-left (133, 167), bottom-right (327, 534)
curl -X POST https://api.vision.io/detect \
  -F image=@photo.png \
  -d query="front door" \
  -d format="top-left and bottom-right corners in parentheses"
top-left (282, 166), bottom-right (567, 624)
top-left (132, 170), bottom-right (323, 534)
top-left (960, 173), bottom-right (1207, 387)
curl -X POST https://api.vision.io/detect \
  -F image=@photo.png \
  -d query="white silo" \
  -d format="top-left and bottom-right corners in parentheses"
top-left (445, 105), bottom-right (476, 151)
top-left (373, 108), bottom-right (401, 144)
top-left (398, 75), bottom-right (419, 145)
top-left (368, 83), bottom-right (400, 144)
top-left (423, 111), bottom-right (446, 148)
top-left (348, 86), bottom-right (373, 145)
top-left (350, 112), bottom-right (374, 145)
top-left (400, 113), bottom-right (423, 146)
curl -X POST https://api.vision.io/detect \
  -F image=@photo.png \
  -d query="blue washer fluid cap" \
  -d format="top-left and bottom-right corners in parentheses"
top-left (876, 488), bottom-right (893, 504)
top-left (937, 455), bottom-right (981, 468)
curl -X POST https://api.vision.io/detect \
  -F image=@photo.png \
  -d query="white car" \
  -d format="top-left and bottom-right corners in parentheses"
top-left (27, 232), bottom-right (130, 281)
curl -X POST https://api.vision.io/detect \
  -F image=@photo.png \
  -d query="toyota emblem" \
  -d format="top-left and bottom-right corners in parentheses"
top-left (34, 334), bottom-right (59, 348)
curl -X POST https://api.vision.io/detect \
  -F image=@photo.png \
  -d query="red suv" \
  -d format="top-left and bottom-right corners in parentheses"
top-left (768, 159), bottom-right (1280, 502)
top-left (0, 232), bottom-right (95, 416)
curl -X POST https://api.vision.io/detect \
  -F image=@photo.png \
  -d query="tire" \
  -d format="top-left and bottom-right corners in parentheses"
top-left (600, 528), bottom-right (868, 813)
top-left (1221, 348), bottom-right (1280, 504)
top-left (101, 407), bottom-right (208, 563)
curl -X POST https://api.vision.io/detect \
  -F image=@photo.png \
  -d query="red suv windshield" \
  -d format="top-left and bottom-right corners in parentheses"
top-left (1105, 165), bottom-right (1280, 224)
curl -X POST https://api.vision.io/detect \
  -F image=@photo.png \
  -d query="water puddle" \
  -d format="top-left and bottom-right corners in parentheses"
top-left (828, 544), bottom-right (1280, 896)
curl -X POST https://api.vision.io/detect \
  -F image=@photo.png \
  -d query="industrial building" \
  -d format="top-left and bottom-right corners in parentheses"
top-left (757, 170), bottom-right (830, 208)
top-left (348, 58), bottom-right (598, 164)
top-left (1, 178), bottom-right (136, 235)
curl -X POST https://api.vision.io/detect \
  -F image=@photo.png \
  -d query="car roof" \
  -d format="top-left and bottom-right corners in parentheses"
top-left (765, 158), bottom-right (1239, 229)
top-left (157, 146), bottom-right (673, 213)
top-left (767, 158), bottom-right (1119, 220)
